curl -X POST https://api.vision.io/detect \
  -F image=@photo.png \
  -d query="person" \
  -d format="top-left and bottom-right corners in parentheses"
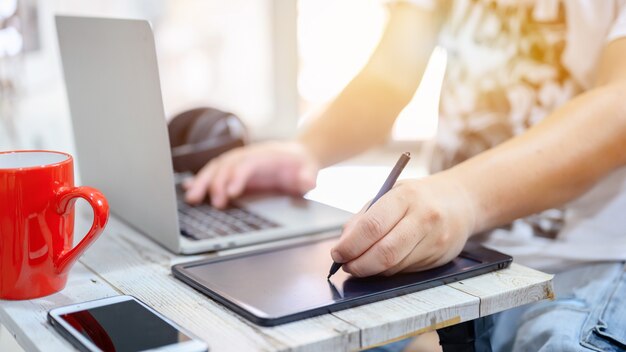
top-left (185, 1), bottom-right (626, 351)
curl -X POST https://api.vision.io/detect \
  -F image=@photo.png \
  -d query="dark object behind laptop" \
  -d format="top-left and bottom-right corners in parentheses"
top-left (168, 107), bottom-right (248, 174)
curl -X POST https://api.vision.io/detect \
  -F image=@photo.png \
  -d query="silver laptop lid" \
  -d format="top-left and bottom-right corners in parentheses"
top-left (56, 16), bottom-right (181, 252)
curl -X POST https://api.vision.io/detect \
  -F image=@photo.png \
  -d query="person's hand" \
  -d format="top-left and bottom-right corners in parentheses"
top-left (184, 141), bottom-right (320, 208)
top-left (330, 174), bottom-right (477, 277)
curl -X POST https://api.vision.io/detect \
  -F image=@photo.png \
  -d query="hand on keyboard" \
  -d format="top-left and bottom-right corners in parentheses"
top-left (183, 141), bottom-right (319, 208)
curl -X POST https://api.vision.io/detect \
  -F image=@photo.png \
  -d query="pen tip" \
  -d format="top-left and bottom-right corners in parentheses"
top-left (326, 274), bottom-right (331, 280)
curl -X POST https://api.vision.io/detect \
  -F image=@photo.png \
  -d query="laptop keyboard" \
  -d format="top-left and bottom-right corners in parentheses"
top-left (177, 198), bottom-right (279, 241)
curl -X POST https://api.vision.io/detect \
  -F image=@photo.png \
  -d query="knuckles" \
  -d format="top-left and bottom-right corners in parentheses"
top-left (360, 215), bottom-right (384, 241)
top-left (337, 245), bottom-right (359, 262)
top-left (397, 180), bottom-right (420, 198)
top-left (433, 229), bottom-right (452, 250)
top-left (376, 241), bottom-right (399, 269)
top-left (381, 266), bottom-right (402, 277)
top-left (344, 262), bottom-right (365, 277)
top-left (421, 207), bottom-right (443, 226)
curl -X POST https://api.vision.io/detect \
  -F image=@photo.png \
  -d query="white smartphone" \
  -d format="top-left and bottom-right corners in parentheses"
top-left (48, 295), bottom-right (208, 352)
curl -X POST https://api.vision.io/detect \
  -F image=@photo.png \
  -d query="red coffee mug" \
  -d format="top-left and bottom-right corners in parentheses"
top-left (0, 150), bottom-right (109, 300)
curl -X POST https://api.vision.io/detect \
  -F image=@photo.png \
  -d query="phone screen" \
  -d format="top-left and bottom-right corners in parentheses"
top-left (58, 299), bottom-right (191, 352)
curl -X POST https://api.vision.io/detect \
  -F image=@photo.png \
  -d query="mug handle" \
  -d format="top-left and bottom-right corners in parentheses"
top-left (54, 186), bottom-right (109, 275)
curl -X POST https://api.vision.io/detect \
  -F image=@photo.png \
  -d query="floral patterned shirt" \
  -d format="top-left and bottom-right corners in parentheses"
top-left (431, 0), bottom-right (581, 238)
top-left (401, 0), bottom-right (626, 267)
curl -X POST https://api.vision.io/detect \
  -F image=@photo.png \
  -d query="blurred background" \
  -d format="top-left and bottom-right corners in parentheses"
top-left (0, 0), bottom-right (445, 155)
top-left (0, 4), bottom-right (444, 346)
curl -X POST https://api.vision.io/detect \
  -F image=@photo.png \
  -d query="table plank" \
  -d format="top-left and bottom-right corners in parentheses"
top-left (332, 285), bottom-right (478, 349)
top-left (448, 263), bottom-right (554, 316)
top-left (0, 262), bottom-right (119, 352)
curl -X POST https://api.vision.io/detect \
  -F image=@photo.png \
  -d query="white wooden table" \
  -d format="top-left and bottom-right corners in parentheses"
top-left (0, 210), bottom-right (553, 352)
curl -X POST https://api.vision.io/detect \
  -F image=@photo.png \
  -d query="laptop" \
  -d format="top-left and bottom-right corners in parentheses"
top-left (55, 15), bottom-right (351, 254)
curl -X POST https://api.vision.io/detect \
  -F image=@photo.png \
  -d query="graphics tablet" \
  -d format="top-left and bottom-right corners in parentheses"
top-left (172, 237), bottom-right (512, 326)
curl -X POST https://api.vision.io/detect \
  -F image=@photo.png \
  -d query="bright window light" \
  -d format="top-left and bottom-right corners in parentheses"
top-left (392, 46), bottom-right (447, 141)
top-left (297, 0), bottom-right (446, 142)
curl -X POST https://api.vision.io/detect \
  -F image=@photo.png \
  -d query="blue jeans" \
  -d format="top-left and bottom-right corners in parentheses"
top-left (369, 261), bottom-right (626, 352)
top-left (492, 261), bottom-right (626, 352)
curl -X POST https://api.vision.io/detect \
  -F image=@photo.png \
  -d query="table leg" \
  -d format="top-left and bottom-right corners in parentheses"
top-left (437, 316), bottom-right (494, 352)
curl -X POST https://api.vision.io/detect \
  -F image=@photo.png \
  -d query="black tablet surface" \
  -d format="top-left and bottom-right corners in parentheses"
top-left (172, 237), bottom-right (512, 326)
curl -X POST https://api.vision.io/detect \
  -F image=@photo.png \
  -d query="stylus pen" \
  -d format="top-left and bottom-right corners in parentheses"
top-left (327, 152), bottom-right (411, 280)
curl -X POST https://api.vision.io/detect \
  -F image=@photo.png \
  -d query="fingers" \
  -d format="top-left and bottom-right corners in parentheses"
top-left (185, 149), bottom-right (257, 208)
top-left (185, 160), bottom-right (218, 204)
top-left (337, 202), bottom-right (370, 240)
top-left (184, 151), bottom-right (244, 207)
top-left (331, 189), bottom-right (407, 264)
top-left (225, 162), bottom-right (256, 200)
top-left (395, 236), bottom-right (465, 274)
top-left (183, 141), bottom-right (321, 208)
top-left (182, 177), bottom-right (194, 190)
top-left (380, 210), bottom-right (466, 276)
top-left (381, 249), bottom-right (438, 276)
top-left (209, 154), bottom-right (245, 208)
top-left (343, 217), bottom-right (422, 277)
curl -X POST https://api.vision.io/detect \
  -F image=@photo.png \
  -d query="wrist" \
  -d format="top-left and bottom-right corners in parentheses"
top-left (435, 171), bottom-right (480, 238)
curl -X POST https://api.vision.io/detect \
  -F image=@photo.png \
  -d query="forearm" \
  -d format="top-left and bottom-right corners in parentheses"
top-left (297, 74), bottom-right (415, 167)
top-left (444, 83), bottom-right (626, 234)
top-left (297, 2), bottom-right (440, 167)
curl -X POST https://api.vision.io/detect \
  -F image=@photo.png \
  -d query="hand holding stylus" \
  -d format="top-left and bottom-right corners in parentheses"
top-left (328, 154), bottom-right (477, 278)
top-left (327, 152), bottom-right (410, 279)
